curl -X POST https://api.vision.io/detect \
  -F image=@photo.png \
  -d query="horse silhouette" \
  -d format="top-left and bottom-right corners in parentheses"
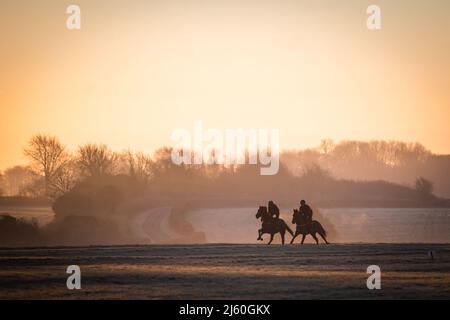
top-left (256, 206), bottom-right (294, 245)
top-left (290, 209), bottom-right (329, 244)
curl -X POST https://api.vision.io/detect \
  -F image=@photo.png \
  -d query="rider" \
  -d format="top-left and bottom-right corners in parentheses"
top-left (268, 200), bottom-right (280, 220)
top-left (299, 200), bottom-right (313, 224)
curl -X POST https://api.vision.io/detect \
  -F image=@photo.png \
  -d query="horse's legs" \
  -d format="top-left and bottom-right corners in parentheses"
top-left (290, 231), bottom-right (299, 244)
top-left (319, 232), bottom-right (329, 244)
top-left (311, 233), bottom-right (319, 244)
top-left (280, 230), bottom-right (285, 245)
top-left (300, 234), bottom-right (306, 244)
top-left (268, 234), bottom-right (274, 245)
top-left (257, 229), bottom-right (263, 241)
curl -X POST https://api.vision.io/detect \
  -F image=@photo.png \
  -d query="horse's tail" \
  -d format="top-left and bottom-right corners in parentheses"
top-left (284, 221), bottom-right (294, 236)
top-left (315, 221), bottom-right (327, 237)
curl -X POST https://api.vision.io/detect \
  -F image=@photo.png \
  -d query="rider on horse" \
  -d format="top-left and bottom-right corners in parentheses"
top-left (257, 200), bottom-right (280, 239)
top-left (268, 200), bottom-right (280, 220)
top-left (299, 199), bottom-right (313, 225)
top-left (256, 203), bottom-right (294, 244)
top-left (290, 200), bottom-right (329, 244)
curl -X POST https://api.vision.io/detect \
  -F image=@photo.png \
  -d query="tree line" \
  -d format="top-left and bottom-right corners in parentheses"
top-left (0, 135), bottom-right (447, 209)
top-left (0, 134), bottom-right (154, 198)
top-left (282, 139), bottom-right (450, 197)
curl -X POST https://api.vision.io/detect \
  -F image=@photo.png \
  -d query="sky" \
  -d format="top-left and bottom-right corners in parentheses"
top-left (1, 0), bottom-right (449, 169)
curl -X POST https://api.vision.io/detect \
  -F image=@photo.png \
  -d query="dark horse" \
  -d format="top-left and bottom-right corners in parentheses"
top-left (256, 206), bottom-right (294, 245)
top-left (290, 209), bottom-right (329, 244)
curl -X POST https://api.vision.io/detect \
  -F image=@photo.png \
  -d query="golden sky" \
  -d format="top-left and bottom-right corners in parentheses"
top-left (1, 0), bottom-right (449, 169)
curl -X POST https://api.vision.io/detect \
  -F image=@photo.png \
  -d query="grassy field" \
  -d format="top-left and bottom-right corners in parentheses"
top-left (0, 243), bottom-right (449, 299)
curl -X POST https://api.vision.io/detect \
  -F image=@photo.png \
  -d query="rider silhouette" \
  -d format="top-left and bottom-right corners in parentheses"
top-left (299, 200), bottom-right (313, 224)
top-left (268, 201), bottom-right (280, 220)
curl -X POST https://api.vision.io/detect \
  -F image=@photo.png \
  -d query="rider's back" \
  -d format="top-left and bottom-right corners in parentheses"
top-left (300, 204), bottom-right (313, 222)
top-left (268, 201), bottom-right (280, 219)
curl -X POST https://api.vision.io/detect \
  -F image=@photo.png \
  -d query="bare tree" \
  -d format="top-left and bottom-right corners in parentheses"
top-left (23, 135), bottom-right (68, 197)
top-left (319, 139), bottom-right (335, 156)
top-left (150, 147), bottom-right (181, 177)
top-left (51, 160), bottom-right (79, 197)
top-left (126, 151), bottom-right (153, 183)
top-left (19, 177), bottom-right (45, 198)
top-left (77, 144), bottom-right (116, 177)
top-left (2, 166), bottom-right (38, 196)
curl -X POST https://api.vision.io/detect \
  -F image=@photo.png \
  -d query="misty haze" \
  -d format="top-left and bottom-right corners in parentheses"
top-left (1, 0), bottom-right (449, 301)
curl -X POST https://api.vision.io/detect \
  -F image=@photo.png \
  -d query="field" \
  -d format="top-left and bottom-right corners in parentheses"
top-left (1, 243), bottom-right (449, 299)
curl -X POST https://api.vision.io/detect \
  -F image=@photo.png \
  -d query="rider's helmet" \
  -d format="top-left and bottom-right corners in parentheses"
top-left (300, 199), bottom-right (306, 205)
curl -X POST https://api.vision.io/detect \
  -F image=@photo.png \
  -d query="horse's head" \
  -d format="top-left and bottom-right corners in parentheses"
top-left (256, 206), bottom-right (268, 220)
top-left (292, 208), bottom-right (306, 225)
top-left (293, 209), bottom-right (308, 225)
top-left (292, 209), bottom-right (299, 224)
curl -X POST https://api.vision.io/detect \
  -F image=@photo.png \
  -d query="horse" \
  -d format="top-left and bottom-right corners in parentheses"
top-left (290, 209), bottom-right (329, 244)
top-left (255, 206), bottom-right (294, 245)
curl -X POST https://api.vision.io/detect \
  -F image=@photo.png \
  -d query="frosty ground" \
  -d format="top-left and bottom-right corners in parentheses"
top-left (0, 243), bottom-right (449, 299)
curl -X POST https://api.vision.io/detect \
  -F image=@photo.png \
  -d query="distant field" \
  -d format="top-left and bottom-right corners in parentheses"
top-left (2, 206), bottom-right (450, 244)
top-left (0, 206), bottom-right (54, 226)
top-left (187, 207), bottom-right (450, 243)
top-left (0, 244), bottom-right (449, 299)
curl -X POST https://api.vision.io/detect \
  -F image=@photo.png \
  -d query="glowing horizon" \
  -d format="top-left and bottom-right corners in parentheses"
top-left (1, 0), bottom-right (449, 170)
